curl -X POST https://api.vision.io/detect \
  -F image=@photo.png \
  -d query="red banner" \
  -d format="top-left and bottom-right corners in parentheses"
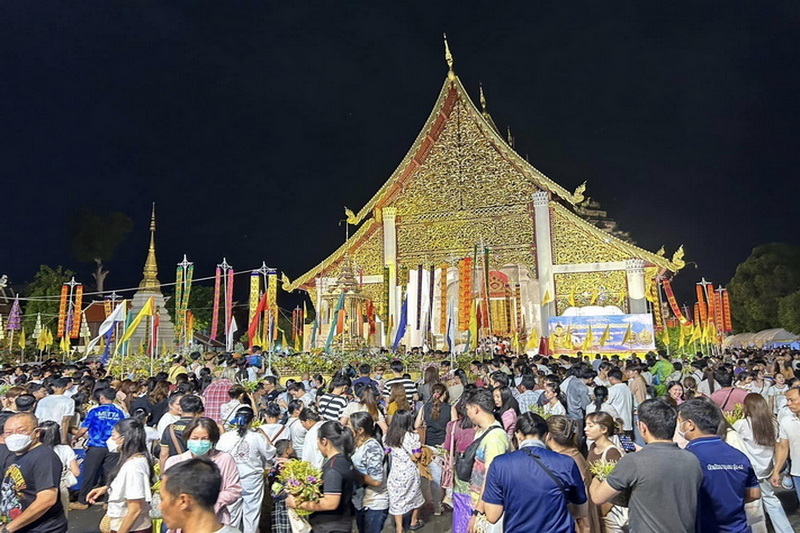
top-left (661, 279), bottom-right (691, 326)
top-left (210, 267), bottom-right (221, 341)
top-left (722, 289), bottom-right (733, 332)
top-left (705, 284), bottom-right (717, 329)
top-left (458, 258), bottom-right (472, 330)
top-left (696, 285), bottom-right (708, 326)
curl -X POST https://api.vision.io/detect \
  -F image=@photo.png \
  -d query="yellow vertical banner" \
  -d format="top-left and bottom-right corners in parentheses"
top-left (268, 270), bottom-right (278, 340)
top-left (249, 271), bottom-right (260, 323)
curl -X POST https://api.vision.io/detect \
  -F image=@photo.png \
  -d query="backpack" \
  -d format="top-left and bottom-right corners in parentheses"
top-left (455, 426), bottom-right (503, 482)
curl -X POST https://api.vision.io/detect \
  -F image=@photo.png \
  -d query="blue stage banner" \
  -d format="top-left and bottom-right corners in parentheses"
top-left (548, 313), bottom-right (655, 355)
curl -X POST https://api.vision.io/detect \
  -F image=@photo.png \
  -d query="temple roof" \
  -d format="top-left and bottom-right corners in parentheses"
top-left (286, 67), bottom-right (682, 291)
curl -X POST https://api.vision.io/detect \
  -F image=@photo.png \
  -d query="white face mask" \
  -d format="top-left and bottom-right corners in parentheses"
top-left (106, 436), bottom-right (120, 453)
top-left (6, 434), bottom-right (32, 453)
top-left (676, 420), bottom-right (688, 440)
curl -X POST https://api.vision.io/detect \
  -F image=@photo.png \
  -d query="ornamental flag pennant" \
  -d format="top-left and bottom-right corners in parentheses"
top-left (7, 297), bottom-right (21, 331)
top-left (85, 301), bottom-right (127, 356)
top-left (116, 297), bottom-right (154, 352)
top-left (599, 324), bottom-right (611, 347)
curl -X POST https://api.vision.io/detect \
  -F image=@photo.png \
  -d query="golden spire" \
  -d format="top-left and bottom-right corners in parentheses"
top-left (443, 33), bottom-right (455, 80)
top-left (506, 126), bottom-right (514, 148)
top-left (139, 203), bottom-right (161, 291)
top-left (479, 83), bottom-right (487, 113)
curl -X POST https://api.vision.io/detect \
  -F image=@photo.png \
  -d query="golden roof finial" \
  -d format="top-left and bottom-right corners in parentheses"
top-left (443, 33), bottom-right (455, 80)
top-left (506, 125), bottom-right (514, 148)
top-left (139, 202), bottom-right (161, 292)
top-left (479, 83), bottom-right (487, 113)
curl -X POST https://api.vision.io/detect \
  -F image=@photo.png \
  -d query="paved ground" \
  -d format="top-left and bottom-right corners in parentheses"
top-left (67, 492), bottom-right (800, 532)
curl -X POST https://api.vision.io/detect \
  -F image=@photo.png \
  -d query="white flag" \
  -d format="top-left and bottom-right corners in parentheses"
top-left (226, 316), bottom-right (239, 351)
top-left (83, 301), bottom-right (126, 356)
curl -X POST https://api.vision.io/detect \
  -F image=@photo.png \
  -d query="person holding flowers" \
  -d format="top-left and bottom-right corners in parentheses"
top-left (584, 412), bottom-right (626, 533)
top-left (216, 406), bottom-right (276, 533)
top-left (285, 420), bottom-right (356, 533)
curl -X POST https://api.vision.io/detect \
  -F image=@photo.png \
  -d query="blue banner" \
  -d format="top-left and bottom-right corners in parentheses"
top-left (548, 313), bottom-right (655, 354)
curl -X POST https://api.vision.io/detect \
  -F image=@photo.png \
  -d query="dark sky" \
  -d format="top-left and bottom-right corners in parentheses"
top-left (3, 2), bottom-right (799, 307)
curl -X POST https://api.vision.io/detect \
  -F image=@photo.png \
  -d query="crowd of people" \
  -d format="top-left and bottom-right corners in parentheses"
top-left (0, 345), bottom-right (799, 533)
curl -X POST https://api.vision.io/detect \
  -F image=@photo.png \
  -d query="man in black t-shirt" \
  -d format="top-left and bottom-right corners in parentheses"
top-left (0, 413), bottom-right (67, 532)
top-left (159, 395), bottom-right (205, 471)
top-left (307, 453), bottom-right (355, 533)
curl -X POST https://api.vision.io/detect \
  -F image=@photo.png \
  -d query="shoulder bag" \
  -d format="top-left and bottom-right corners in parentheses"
top-left (455, 426), bottom-right (503, 482)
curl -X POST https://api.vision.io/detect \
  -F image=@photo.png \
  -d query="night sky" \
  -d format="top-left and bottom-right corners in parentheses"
top-left (3, 3), bottom-right (799, 307)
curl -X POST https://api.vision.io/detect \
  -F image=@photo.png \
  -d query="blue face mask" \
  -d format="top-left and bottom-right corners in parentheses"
top-left (187, 439), bottom-right (213, 456)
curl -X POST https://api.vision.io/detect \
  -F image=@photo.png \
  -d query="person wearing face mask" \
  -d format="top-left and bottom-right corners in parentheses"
top-left (163, 417), bottom-right (241, 526)
top-left (71, 387), bottom-right (125, 510)
top-left (85, 419), bottom-right (153, 533)
top-left (0, 412), bottom-right (68, 532)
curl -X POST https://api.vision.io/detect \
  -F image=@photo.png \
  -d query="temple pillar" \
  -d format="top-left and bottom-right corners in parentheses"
top-left (382, 207), bottom-right (398, 326)
top-left (533, 191), bottom-right (555, 335)
top-left (626, 259), bottom-right (647, 314)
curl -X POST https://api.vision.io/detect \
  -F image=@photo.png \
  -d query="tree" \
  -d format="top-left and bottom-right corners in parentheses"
top-left (70, 208), bottom-right (133, 293)
top-left (727, 243), bottom-right (800, 333)
top-left (778, 290), bottom-right (800, 334)
top-left (166, 285), bottom-right (215, 334)
top-left (22, 265), bottom-right (76, 333)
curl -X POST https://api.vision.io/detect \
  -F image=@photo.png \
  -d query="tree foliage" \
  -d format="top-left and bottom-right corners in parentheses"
top-left (727, 243), bottom-right (800, 333)
top-left (22, 265), bottom-right (76, 333)
top-left (778, 289), bottom-right (800, 335)
top-left (166, 285), bottom-right (215, 334)
top-left (70, 208), bottom-right (133, 292)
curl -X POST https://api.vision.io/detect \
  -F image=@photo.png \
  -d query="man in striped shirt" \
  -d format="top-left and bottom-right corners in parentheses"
top-left (382, 360), bottom-right (418, 404)
top-left (318, 374), bottom-right (351, 421)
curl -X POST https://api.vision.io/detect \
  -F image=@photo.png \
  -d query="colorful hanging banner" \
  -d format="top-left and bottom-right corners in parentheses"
top-left (439, 265), bottom-right (448, 335)
top-left (57, 285), bottom-right (68, 337)
top-left (249, 271), bottom-right (260, 323)
top-left (416, 265), bottom-right (423, 330)
top-left (7, 297), bottom-right (21, 331)
top-left (225, 267), bottom-right (234, 334)
top-left (383, 266), bottom-right (390, 323)
top-left (268, 270), bottom-right (278, 340)
top-left (661, 279), bottom-right (691, 327)
top-left (705, 283), bottom-right (717, 330)
top-left (70, 284), bottom-right (83, 338)
top-left (175, 264), bottom-right (184, 337)
top-left (696, 284), bottom-right (708, 326)
top-left (457, 258), bottom-right (472, 330)
top-left (210, 267), bottom-right (221, 341)
top-left (721, 289), bottom-right (733, 333)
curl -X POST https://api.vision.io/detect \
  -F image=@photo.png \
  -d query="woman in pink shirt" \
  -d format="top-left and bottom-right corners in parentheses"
top-left (163, 417), bottom-right (241, 526)
top-left (492, 386), bottom-right (519, 442)
top-left (444, 400), bottom-right (478, 533)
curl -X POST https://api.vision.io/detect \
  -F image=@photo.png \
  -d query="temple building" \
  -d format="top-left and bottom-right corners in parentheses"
top-left (286, 44), bottom-right (685, 351)
top-left (127, 205), bottom-right (175, 350)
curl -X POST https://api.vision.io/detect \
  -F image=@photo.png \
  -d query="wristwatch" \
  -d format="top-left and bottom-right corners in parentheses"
top-left (471, 509), bottom-right (484, 516)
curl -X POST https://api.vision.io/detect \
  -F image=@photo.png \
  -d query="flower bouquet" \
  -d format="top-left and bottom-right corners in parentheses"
top-left (272, 460), bottom-right (324, 516)
top-left (723, 404), bottom-right (745, 426)
top-left (589, 458), bottom-right (617, 482)
top-left (272, 460), bottom-right (323, 533)
top-left (529, 404), bottom-right (552, 419)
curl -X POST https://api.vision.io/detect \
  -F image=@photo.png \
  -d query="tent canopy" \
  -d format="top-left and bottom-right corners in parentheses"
top-left (723, 328), bottom-right (800, 349)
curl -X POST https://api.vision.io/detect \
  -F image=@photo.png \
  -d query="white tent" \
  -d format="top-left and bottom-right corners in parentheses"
top-left (723, 328), bottom-right (800, 348)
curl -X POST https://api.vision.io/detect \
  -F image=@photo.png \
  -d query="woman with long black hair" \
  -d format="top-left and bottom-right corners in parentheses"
top-left (86, 418), bottom-right (154, 533)
top-left (733, 393), bottom-right (793, 533)
top-left (385, 409), bottom-right (425, 533)
top-left (286, 420), bottom-right (356, 533)
top-left (349, 411), bottom-right (389, 533)
top-left (216, 406), bottom-right (276, 533)
top-left (492, 386), bottom-right (520, 441)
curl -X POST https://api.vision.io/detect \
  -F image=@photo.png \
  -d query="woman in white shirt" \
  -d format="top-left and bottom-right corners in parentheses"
top-left (543, 381), bottom-right (567, 417)
top-left (259, 403), bottom-right (290, 444)
top-left (216, 406), bottom-right (276, 533)
top-left (86, 418), bottom-right (153, 533)
top-left (732, 393), bottom-right (794, 533)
